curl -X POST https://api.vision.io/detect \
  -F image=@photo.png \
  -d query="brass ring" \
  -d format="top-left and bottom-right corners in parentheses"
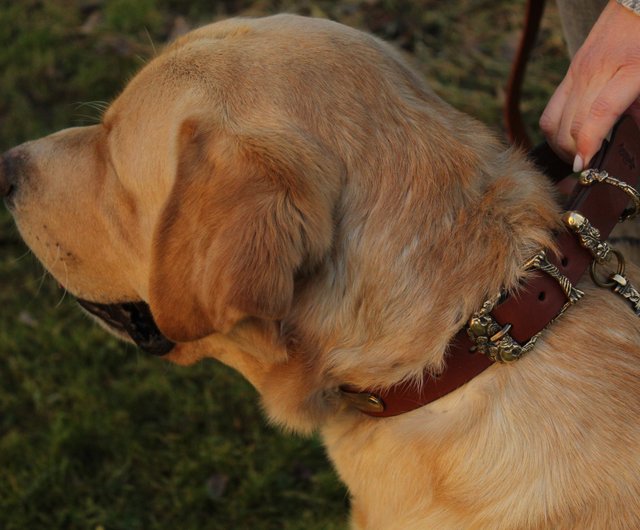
top-left (590, 249), bottom-right (626, 288)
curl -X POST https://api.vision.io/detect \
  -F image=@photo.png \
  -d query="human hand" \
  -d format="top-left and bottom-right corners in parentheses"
top-left (540, 0), bottom-right (640, 172)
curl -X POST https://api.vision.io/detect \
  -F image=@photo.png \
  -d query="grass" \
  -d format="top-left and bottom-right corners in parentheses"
top-left (0, 1), bottom-right (568, 528)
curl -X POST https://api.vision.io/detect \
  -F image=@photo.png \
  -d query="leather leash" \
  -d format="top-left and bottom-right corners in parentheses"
top-left (341, 115), bottom-right (640, 417)
top-left (505, 0), bottom-right (547, 149)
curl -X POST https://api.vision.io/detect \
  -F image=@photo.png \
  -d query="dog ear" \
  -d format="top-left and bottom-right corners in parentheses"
top-left (148, 120), bottom-right (339, 342)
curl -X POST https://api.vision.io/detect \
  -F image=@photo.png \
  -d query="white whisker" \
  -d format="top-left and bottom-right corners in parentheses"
top-left (34, 268), bottom-right (50, 297)
top-left (144, 27), bottom-right (157, 56)
top-left (11, 248), bottom-right (33, 263)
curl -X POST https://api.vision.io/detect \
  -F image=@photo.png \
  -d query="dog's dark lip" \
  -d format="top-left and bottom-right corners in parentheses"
top-left (76, 298), bottom-right (175, 356)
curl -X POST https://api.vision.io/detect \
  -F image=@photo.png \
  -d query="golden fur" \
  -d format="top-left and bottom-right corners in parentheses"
top-left (6, 15), bottom-right (640, 529)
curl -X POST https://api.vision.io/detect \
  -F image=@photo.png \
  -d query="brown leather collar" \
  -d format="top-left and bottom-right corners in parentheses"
top-left (341, 116), bottom-right (640, 417)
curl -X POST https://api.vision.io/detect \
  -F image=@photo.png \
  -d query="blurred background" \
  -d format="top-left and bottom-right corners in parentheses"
top-left (0, 1), bottom-right (568, 529)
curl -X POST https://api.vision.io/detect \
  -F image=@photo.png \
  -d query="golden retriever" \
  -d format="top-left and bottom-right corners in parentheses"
top-left (2, 15), bottom-right (639, 529)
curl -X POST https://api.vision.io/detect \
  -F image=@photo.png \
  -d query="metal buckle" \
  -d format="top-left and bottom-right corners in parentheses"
top-left (579, 169), bottom-right (640, 221)
top-left (467, 250), bottom-right (582, 363)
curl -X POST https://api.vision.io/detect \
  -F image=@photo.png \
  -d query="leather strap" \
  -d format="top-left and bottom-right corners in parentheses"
top-left (495, 116), bottom-right (640, 341)
top-left (504, 0), bottom-right (547, 149)
top-left (343, 116), bottom-right (640, 417)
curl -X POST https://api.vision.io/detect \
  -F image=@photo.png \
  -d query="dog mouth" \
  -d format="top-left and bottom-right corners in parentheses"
top-left (76, 299), bottom-right (175, 356)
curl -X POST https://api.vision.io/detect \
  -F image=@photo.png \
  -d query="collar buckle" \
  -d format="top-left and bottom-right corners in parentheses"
top-left (467, 249), bottom-right (583, 363)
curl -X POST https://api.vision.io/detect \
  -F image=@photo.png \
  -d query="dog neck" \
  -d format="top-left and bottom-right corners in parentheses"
top-left (256, 117), bottom-right (561, 432)
top-left (335, 116), bottom-right (640, 418)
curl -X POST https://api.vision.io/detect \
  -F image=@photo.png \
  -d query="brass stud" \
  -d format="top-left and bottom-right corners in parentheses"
top-left (563, 210), bottom-right (586, 229)
top-left (340, 389), bottom-right (385, 413)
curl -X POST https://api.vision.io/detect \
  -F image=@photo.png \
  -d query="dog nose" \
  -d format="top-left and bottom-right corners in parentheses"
top-left (0, 155), bottom-right (10, 197)
top-left (0, 149), bottom-right (22, 199)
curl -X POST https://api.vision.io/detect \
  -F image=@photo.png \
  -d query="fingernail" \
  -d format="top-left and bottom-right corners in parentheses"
top-left (573, 155), bottom-right (584, 173)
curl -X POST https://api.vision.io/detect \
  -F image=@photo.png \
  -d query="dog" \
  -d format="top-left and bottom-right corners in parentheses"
top-left (2, 15), bottom-right (639, 529)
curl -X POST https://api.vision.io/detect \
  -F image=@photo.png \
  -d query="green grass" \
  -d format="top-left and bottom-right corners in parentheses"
top-left (0, 1), bottom-right (568, 528)
top-left (0, 238), bottom-right (347, 530)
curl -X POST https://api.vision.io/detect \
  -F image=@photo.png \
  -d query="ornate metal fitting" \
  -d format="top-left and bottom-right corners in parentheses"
top-left (611, 273), bottom-right (640, 316)
top-left (467, 250), bottom-right (581, 364)
top-left (590, 249), bottom-right (626, 288)
top-left (563, 211), bottom-right (612, 263)
top-left (579, 169), bottom-right (640, 221)
top-left (467, 300), bottom-right (537, 363)
top-left (590, 251), bottom-right (640, 315)
top-left (523, 250), bottom-right (584, 303)
top-left (565, 209), bottom-right (640, 317)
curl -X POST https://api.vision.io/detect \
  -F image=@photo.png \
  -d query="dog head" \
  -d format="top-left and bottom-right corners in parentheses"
top-left (2, 16), bottom-right (355, 365)
top-left (1, 15), bottom-right (558, 429)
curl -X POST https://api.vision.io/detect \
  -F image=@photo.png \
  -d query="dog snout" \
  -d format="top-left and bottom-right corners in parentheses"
top-left (0, 154), bottom-right (12, 198)
top-left (0, 148), bottom-right (26, 201)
